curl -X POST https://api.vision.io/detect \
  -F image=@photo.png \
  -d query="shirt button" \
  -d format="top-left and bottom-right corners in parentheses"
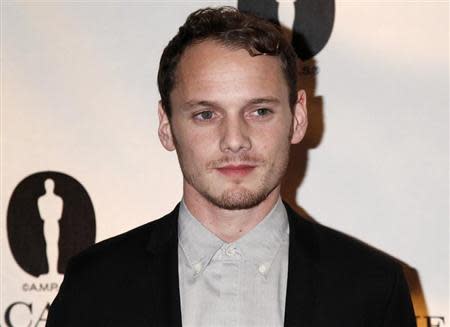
top-left (258, 264), bottom-right (267, 274)
top-left (225, 246), bottom-right (236, 256)
top-left (194, 263), bottom-right (202, 273)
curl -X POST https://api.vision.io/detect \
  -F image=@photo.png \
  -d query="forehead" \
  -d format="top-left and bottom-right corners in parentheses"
top-left (171, 40), bottom-right (289, 105)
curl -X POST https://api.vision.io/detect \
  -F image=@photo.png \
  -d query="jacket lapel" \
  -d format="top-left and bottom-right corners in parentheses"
top-left (284, 204), bottom-right (320, 327)
top-left (145, 205), bottom-right (182, 327)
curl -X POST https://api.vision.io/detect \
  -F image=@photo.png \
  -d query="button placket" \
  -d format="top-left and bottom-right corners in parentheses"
top-left (219, 244), bottom-right (240, 327)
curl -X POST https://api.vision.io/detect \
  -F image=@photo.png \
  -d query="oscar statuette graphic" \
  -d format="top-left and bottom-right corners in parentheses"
top-left (7, 171), bottom-right (96, 277)
top-left (237, 0), bottom-right (335, 60)
top-left (37, 179), bottom-right (63, 276)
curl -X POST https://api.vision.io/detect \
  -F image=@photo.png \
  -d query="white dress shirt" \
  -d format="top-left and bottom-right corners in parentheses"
top-left (178, 198), bottom-right (289, 327)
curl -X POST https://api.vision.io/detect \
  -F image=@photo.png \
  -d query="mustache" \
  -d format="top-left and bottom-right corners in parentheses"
top-left (207, 154), bottom-right (265, 169)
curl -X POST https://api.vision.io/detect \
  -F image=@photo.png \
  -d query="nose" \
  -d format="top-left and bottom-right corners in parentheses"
top-left (219, 116), bottom-right (251, 153)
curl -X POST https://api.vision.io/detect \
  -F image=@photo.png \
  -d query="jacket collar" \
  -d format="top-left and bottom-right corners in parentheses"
top-left (145, 204), bottom-right (182, 327)
top-left (284, 202), bottom-right (320, 327)
top-left (145, 205), bottom-right (180, 253)
top-left (144, 202), bottom-right (319, 327)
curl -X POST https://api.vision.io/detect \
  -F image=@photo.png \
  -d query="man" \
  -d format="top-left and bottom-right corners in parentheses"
top-left (46, 6), bottom-right (416, 327)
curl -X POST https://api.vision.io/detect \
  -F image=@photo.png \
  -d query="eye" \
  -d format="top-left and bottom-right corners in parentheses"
top-left (253, 108), bottom-right (272, 117)
top-left (193, 111), bottom-right (215, 121)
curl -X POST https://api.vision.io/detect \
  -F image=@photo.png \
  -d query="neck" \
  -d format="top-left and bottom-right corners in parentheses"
top-left (182, 182), bottom-right (281, 242)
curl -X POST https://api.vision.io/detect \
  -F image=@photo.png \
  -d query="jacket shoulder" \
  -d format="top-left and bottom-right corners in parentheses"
top-left (286, 205), bottom-right (407, 299)
top-left (286, 207), bottom-right (416, 325)
top-left (286, 205), bottom-right (402, 274)
top-left (46, 207), bottom-right (179, 326)
top-left (66, 205), bottom-right (179, 279)
top-left (315, 222), bottom-right (402, 272)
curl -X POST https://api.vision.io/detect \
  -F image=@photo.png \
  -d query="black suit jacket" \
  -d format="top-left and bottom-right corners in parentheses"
top-left (46, 203), bottom-right (416, 327)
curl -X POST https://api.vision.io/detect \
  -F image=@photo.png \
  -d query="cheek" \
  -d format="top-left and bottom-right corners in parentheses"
top-left (173, 126), bottom-right (217, 159)
top-left (254, 125), bottom-right (291, 153)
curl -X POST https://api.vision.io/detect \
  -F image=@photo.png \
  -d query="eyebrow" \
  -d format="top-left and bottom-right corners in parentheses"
top-left (183, 100), bottom-right (218, 110)
top-left (247, 97), bottom-right (281, 105)
top-left (182, 97), bottom-right (281, 110)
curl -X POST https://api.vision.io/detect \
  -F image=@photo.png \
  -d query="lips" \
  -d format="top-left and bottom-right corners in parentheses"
top-left (215, 164), bottom-right (256, 177)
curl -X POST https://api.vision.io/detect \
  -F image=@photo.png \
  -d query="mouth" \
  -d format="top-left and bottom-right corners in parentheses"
top-left (215, 164), bottom-right (256, 177)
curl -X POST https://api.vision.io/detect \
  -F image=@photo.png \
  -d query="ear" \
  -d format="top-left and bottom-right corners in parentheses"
top-left (290, 89), bottom-right (308, 144)
top-left (158, 102), bottom-right (176, 151)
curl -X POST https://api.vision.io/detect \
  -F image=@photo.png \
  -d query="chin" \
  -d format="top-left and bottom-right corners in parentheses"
top-left (203, 187), bottom-right (270, 210)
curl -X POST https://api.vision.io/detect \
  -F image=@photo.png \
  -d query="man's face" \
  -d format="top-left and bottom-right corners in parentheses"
top-left (158, 40), bottom-right (307, 210)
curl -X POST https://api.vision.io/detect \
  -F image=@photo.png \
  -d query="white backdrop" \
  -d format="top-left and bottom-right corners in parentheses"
top-left (1, 1), bottom-right (448, 326)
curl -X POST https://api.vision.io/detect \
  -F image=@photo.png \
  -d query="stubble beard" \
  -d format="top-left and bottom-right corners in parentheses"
top-left (177, 147), bottom-right (291, 211)
top-left (202, 181), bottom-right (273, 210)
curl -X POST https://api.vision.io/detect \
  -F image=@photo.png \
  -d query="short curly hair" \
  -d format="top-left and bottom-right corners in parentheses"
top-left (157, 6), bottom-right (298, 118)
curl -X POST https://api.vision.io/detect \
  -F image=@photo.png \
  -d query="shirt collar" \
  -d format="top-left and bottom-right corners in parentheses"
top-left (178, 198), bottom-right (289, 276)
top-left (178, 201), bottom-right (223, 274)
top-left (234, 198), bottom-right (289, 275)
